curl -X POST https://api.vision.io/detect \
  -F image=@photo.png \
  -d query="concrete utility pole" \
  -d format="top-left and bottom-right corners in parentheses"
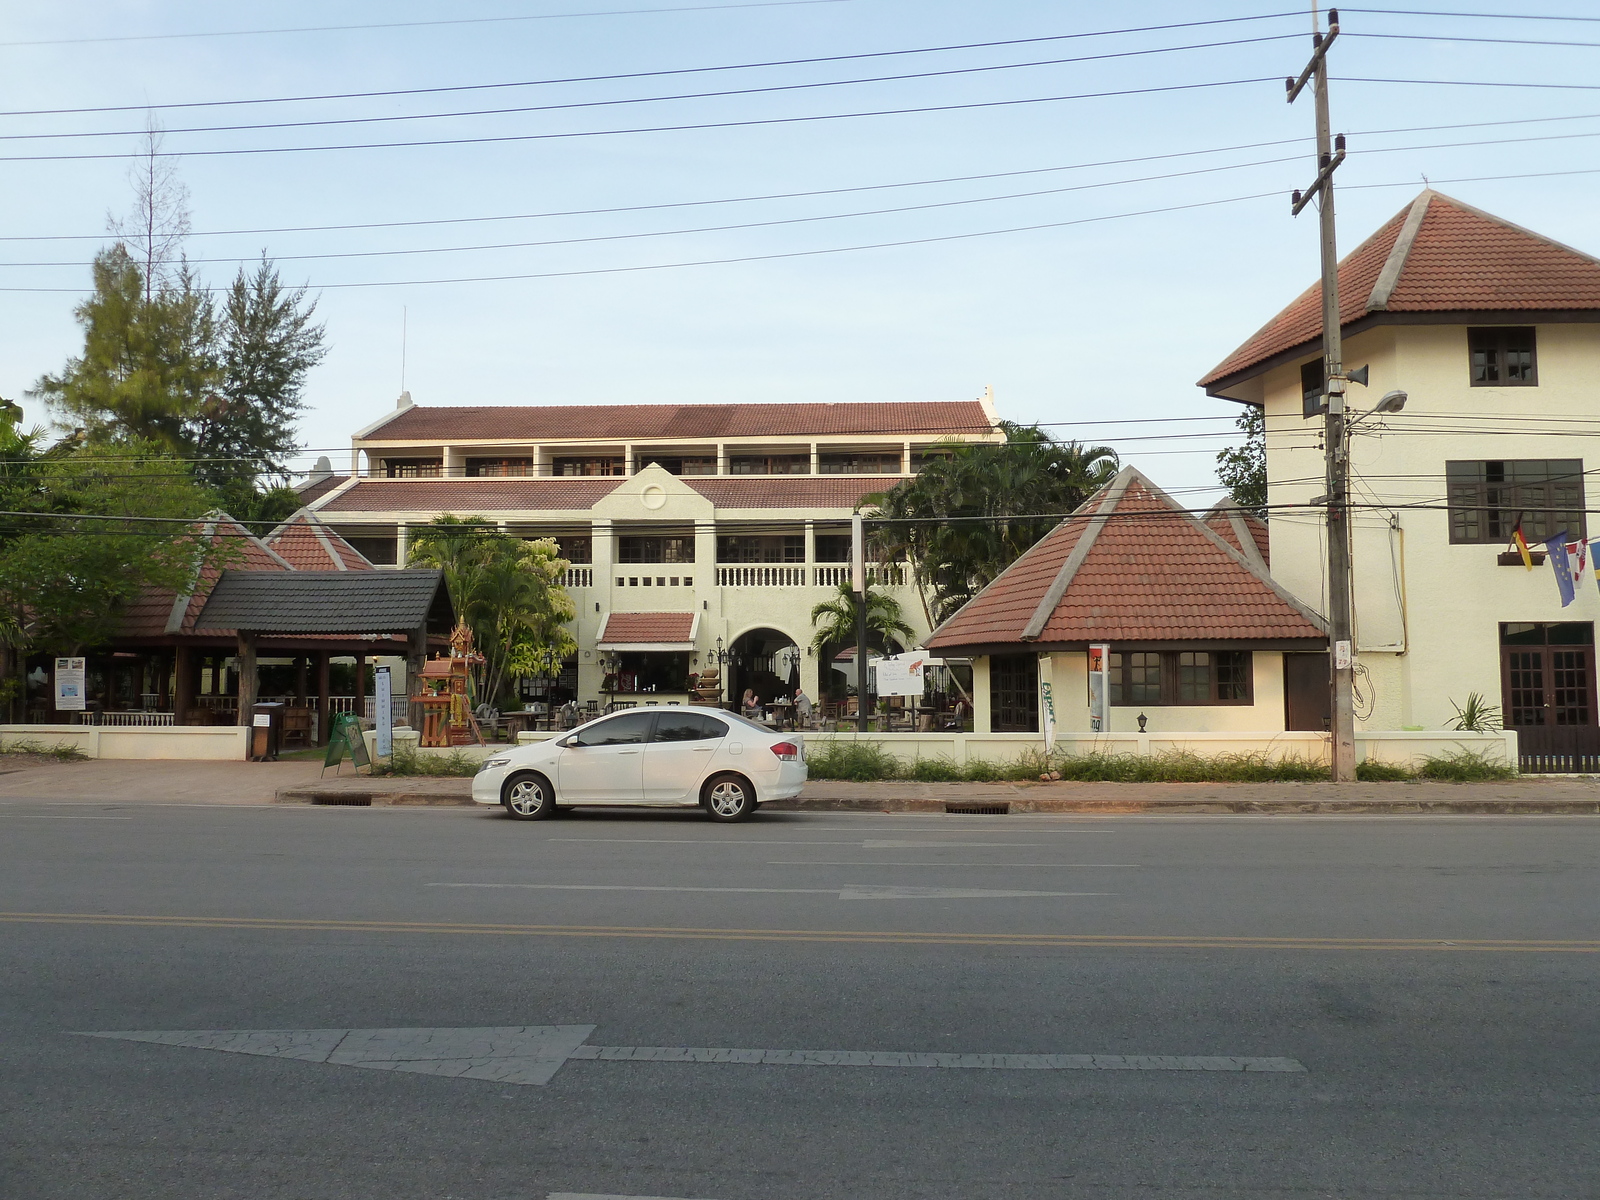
top-left (1288, 7), bottom-right (1357, 782)
top-left (852, 513), bottom-right (869, 734)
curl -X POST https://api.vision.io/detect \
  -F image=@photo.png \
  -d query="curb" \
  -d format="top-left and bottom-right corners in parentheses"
top-left (273, 786), bottom-right (1600, 815)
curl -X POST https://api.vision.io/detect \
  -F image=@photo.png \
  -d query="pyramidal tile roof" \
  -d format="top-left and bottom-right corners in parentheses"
top-left (924, 468), bottom-right (1323, 652)
top-left (1200, 189), bottom-right (1600, 391)
top-left (1203, 503), bottom-right (1270, 569)
top-left (117, 512), bottom-right (294, 639)
top-left (265, 507), bottom-right (375, 571)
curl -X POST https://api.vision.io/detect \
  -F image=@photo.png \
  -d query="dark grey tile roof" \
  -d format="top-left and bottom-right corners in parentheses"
top-left (193, 569), bottom-right (453, 634)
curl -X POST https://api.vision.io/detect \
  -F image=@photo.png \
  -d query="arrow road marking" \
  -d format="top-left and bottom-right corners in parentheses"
top-left (77, 1026), bottom-right (1304, 1084)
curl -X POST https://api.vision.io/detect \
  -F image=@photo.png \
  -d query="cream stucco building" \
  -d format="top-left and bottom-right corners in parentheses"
top-left (1200, 190), bottom-right (1600, 766)
top-left (301, 394), bottom-right (1003, 713)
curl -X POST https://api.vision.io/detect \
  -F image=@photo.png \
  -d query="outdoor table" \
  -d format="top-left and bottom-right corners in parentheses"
top-left (767, 700), bottom-right (795, 731)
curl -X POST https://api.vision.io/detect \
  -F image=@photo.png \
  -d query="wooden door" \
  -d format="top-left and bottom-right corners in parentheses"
top-left (1283, 653), bottom-right (1330, 732)
top-left (1501, 634), bottom-right (1600, 772)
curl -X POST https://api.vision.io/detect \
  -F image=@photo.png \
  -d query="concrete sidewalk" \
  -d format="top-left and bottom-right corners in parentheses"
top-left (0, 758), bottom-right (327, 805)
top-left (274, 772), bottom-right (1600, 814)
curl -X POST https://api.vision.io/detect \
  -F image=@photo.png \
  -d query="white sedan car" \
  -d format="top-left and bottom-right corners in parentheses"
top-left (472, 707), bottom-right (806, 822)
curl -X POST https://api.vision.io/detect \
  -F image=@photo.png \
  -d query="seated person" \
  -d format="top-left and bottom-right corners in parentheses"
top-left (741, 688), bottom-right (762, 719)
top-left (794, 688), bottom-right (814, 723)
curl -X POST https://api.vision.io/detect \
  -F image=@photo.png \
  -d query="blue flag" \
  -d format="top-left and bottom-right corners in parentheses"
top-left (1545, 533), bottom-right (1576, 607)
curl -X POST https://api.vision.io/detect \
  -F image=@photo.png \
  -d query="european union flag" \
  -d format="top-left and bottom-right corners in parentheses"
top-left (1545, 533), bottom-right (1576, 607)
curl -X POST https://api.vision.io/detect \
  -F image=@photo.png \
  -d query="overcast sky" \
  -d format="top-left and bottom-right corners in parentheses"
top-left (3, 0), bottom-right (1597, 502)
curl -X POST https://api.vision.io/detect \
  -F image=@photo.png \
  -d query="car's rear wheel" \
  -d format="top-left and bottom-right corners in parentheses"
top-left (702, 772), bottom-right (756, 822)
top-left (502, 771), bottom-right (556, 820)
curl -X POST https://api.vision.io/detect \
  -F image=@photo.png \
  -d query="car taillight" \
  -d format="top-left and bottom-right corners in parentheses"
top-left (770, 741), bottom-right (799, 761)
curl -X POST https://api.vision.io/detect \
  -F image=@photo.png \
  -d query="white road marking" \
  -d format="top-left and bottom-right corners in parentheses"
top-left (78, 1026), bottom-right (596, 1085)
top-left (569, 1046), bottom-right (1305, 1072)
top-left (767, 860), bottom-right (1138, 867)
top-left (430, 883), bottom-right (1109, 900)
top-left (862, 840), bottom-right (1080, 848)
top-left (1, 815), bottom-right (135, 819)
top-left (79, 1026), bottom-right (1305, 1084)
top-left (550, 1194), bottom-right (716, 1200)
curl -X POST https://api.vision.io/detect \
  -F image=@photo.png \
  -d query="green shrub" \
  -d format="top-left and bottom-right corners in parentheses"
top-left (1048, 749), bottom-right (1329, 783)
top-left (959, 758), bottom-right (1002, 782)
top-left (908, 756), bottom-right (963, 782)
top-left (378, 746), bottom-right (482, 777)
top-left (804, 740), bottom-right (904, 781)
top-left (1415, 749), bottom-right (1516, 782)
top-left (1356, 760), bottom-right (1414, 782)
top-left (1, 737), bottom-right (88, 762)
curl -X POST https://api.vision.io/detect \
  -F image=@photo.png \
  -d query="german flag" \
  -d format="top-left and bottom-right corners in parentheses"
top-left (1512, 522), bottom-right (1535, 570)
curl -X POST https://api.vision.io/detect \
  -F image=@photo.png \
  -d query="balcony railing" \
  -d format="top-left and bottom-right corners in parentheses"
top-left (813, 564), bottom-right (908, 588)
top-left (562, 566), bottom-right (594, 589)
top-left (717, 565), bottom-right (807, 588)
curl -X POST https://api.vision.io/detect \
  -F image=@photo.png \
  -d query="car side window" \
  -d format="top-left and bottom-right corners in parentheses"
top-left (652, 712), bottom-right (727, 743)
top-left (571, 711), bottom-right (654, 746)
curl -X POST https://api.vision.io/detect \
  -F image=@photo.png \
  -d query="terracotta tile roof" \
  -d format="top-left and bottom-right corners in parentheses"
top-left (360, 400), bottom-right (993, 442)
top-left (318, 478), bottom-right (622, 513)
top-left (317, 475), bottom-right (907, 514)
top-left (295, 473), bottom-right (350, 504)
top-left (597, 611), bottom-right (696, 646)
top-left (1200, 190), bottom-right (1600, 390)
top-left (265, 509), bottom-right (376, 571)
top-left (687, 476), bottom-right (907, 509)
top-left (925, 468), bottom-right (1323, 652)
top-left (117, 513), bottom-right (294, 639)
top-left (1203, 504), bottom-right (1270, 569)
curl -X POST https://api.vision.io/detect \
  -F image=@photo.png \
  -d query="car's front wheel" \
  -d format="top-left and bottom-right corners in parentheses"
top-left (702, 772), bottom-right (756, 822)
top-left (502, 772), bottom-right (556, 820)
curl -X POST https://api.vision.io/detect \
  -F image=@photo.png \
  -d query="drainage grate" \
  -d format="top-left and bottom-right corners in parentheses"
top-left (944, 802), bottom-right (1010, 815)
top-left (312, 795), bottom-right (373, 806)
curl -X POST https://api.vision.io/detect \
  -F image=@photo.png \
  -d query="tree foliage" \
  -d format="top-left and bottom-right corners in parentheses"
top-left (866, 422), bottom-right (1119, 624)
top-left (407, 516), bottom-right (578, 705)
top-left (0, 439), bottom-right (218, 657)
top-left (1215, 406), bottom-right (1267, 517)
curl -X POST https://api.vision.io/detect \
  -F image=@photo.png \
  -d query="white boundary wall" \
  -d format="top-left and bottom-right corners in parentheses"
top-left (0, 724), bottom-right (250, 761)
top-left (801, 729), bottom-right (1518, 769)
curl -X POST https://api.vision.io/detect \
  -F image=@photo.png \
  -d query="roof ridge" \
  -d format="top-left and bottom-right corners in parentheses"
top-left (1367, 190), bottom-right (1433, 312)
top-left (1019, 467), bottom-right (1138, 641)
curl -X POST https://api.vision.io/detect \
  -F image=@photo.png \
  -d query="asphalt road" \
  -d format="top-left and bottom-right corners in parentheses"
top-left (2, 798), bottom-right (1597, 1199)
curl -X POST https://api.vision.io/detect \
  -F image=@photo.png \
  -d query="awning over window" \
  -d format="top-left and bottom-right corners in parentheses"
top-left (597, 611), bottom-right (698, 651)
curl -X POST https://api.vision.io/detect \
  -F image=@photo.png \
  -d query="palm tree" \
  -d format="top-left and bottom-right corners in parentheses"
top-left (408, 515), bottom-right (577, 705)
top-left (809, 581), bottom-right (914, 659)
top-left (867, 422), bottom-right (1117, 624)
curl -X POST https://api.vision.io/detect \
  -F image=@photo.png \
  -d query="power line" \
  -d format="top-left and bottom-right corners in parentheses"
top-left (0, 36), bottom-right (1309, 144)
top-left (0, 77), bottom-right (1287, 164)
top-left (0, 13), bottom-right (1307, 111)
top-left (0, 1), bottom-right (853, 49)
top-left (8, 110), bottom-right (1598, 245)
top-left (18, 125), bottom-right (1600, 272)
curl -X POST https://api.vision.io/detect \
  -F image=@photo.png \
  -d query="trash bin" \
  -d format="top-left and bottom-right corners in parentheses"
top-left (250, 702), bottom-right (284, 762)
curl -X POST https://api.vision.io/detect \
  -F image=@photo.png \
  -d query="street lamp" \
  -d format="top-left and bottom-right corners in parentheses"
top-left (1350, 389), bottom-right (1407, 426)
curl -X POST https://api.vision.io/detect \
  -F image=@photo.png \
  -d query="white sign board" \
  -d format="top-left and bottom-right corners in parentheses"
top-left (874, 654), bottom-right (926, 698)
top-left (1087, 643), bottom-right (1110, 733)
top-left (252, 713), bottom-right (271, 728)
top-left (54, 657), bottom-right (85, 711)
top-left (375, 666), bottom-right (393, 758)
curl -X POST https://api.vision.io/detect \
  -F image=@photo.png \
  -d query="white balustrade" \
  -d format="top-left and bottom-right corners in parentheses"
top-left (717, 565), bottom-right (807, 587)
top-left (813, 564), bottom-right (908, 587)
top-left (563, 566), bottom-right (594, 588)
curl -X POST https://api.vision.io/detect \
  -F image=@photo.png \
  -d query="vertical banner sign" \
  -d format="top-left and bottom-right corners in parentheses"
top-left (375, 666), bottom-right (393, 759)
top-left (1039, 655), bottom-right (1057, 753)
top-left (54, 657), bottom-right (86, 711)
top-left (1087, 643), bottom-right (1110, 733)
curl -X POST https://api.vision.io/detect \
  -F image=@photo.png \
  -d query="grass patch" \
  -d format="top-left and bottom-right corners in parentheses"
top-left (1356, 760), bottom-right (1414, 782)
top-left (1, 738), bottom-right (89, 762)
top-left (375, 746), bottom-right (483, 777)
top-left (1050, 750), bottom-right (1328, 783)
top-left (1415, 749), bottom-right (1516, 782)
top-left (804, 739), bottom-right (903, 782)
top-left (908, 756), bottom-right (963, 782)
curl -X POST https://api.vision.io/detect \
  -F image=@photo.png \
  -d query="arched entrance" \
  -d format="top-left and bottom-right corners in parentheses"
top-left (726, 628), bottom-right (799, 710)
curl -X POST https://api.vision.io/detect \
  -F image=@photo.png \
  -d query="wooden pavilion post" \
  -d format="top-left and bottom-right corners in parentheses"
top-left (315, 650), bottom-right (331, 745)
top-left (235, 632), bottom-right (258, 725)
top-left (355, 653), bottom-right (368, 722)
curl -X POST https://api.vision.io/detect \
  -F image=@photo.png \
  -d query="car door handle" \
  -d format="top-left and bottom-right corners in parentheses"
top-left (618, 749), bottom-right (641, 754)
top-left (693, 746), bottom-right (714, 752)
